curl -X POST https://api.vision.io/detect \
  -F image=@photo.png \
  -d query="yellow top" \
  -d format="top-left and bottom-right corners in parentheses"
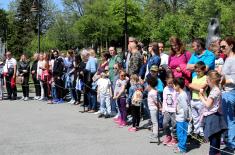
top-left (192, 75), bottom-right (207, 99)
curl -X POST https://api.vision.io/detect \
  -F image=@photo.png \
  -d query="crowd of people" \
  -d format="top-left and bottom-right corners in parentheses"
top-left (0, 36), bottom-right (234, 155)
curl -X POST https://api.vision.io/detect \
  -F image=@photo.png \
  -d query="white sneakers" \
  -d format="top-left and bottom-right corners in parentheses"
top-left (21, 96), bottom-right (29, 101)
top-left (68, 100), bottom-right (75, 104)
top-left (34, 96), bottom-right (40, 100)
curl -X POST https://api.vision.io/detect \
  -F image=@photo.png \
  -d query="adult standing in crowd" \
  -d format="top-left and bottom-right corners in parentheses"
top-left (144, 42), bottom-right (161, 78)
top-left (220, 36), bottom-right (235, 151)
top-left (37, 53), bottom-right (45, 100)
top-left (187, 38), bottom-right (215, 78)
top-left (158, 42), bottom-right (169, 66)
top-left (128, 40), bottom-right (143, 76)
top-left (125, 37), bottom-right (137, 73)
top-left (108, 47), bottom-right (122, 83)
top-left (64, 50), bottom-right (76, 104)
top-left (18, 54), bottom-right (30, 101)
top-left (52, 50), bottom-right (64, 103)
top-left (168, 36), bottom-right (192, 86)
top-left (5, 51), bottom-right (17, 100)
top-left (40, 53), bottom-right (50, 101)
top-left (31, 53), bottom-right (41, 100)
top-left (85, 48), bottom-right (98, 111)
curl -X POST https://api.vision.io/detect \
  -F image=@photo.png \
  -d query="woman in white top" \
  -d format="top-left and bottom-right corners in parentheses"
top-left (220, 36), bottom-right (235, 150)
top-left (37, 53), bottom-right (45, 100)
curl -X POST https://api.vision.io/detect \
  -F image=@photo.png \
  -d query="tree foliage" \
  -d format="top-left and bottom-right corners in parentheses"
top-left (2, 0), bottom-right (235, 54)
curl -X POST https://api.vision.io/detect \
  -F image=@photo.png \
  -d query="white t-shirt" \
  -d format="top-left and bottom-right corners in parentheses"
top-left (160, 53), bottom-right (169, 66)
top-left (6, 58), bottom-right (17, 69)
top-left (37, 60), bottom-right (44, 77)
top-left (97, 78), bottom-right (112, 95)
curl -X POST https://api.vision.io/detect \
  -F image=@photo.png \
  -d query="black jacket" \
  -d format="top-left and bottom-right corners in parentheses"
top-left (53, 57), bottom-right (64, 77)
top-left (31, 60), bottom-right (38, 79)
top-left (18, 61), bottom-right (30, 77)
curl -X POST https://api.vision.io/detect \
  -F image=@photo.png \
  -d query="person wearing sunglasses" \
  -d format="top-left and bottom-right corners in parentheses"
top-left (220, 36), bottom-right (235, 152)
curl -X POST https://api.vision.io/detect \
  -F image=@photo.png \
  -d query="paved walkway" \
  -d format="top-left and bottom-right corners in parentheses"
top-left (0, 97), bottom-right (210, 155)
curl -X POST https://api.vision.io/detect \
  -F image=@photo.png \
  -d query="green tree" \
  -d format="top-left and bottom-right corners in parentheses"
top-left (0, 9), bottom-right (8, 42)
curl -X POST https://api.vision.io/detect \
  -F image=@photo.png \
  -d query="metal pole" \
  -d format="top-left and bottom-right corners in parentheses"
top-left (38, 0), bottom-right (40, 53)
top-left (124, 0), bottom-right (128, 53)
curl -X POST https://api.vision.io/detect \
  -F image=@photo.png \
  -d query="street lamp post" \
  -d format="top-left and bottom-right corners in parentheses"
top-left (124, 0), bottom-right (128, 53)
top-left (31, 0), bottom-right (40, 53)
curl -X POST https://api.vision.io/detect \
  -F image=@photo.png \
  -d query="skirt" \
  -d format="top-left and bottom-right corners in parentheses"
top-left (201, 112), bottom-right (227, 139)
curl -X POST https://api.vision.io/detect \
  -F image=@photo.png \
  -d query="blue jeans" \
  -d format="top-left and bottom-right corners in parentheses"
top-left (99, 94), bottom-right (111, 115)
top-left (51, 86), bottom-right (57, 99)
top-left (176, 121), bottom-right (188, 152)
top-left (222, 89), bottom-right (235, 149)
top-left (88, 90), bottom-right (97, 110)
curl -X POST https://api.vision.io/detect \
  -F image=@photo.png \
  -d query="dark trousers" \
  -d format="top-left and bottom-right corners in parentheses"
top-left (131, 105), bottom-right (141, 127)
top-left (33, 77), bottom-right (41, 97)
top-left (117, 97), bottom-right (127, 122)
top-left (43, 75), bottom-right (50, 98)
top-left (209, 132), bottom-right (222, 155)
top-left (88, 90), bottom-right (97, 110)
top-left (76, 90), bottom-right (82, 103)
top-left (22, 76), bottom-right (29, 97)
top-left (5, 75), bottom-right (17, 99)
top-left (55, 77), bottom-right (63, 99)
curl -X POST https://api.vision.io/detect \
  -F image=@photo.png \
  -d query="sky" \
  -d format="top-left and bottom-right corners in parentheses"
top-left (0, 0), bottom-right (64, 10)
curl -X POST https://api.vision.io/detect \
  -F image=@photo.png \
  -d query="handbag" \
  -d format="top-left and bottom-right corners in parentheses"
top-left (11, 77), bottom-right (16, 88)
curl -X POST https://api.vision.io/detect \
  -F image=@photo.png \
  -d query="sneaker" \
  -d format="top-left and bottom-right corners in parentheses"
top-left (163, 135), bottom-right (172, 145)
top-left (20, 96), bottom-right (25, 100)
top-left (24, 97), bottom-right (29, 101)
top-left (68, 99), bottom-right (75, 104)
top-left (113, 116), bottom-right (120, 122)
top-left (173, 147), bottom-right (186, 154)
top-left (56, 99), bottom-right (64, 104)
top-left (88, 110), bottom-right (96, 113)
top-left (149, 133), bottom-right (158, 142)
top-left (52, 98), bottom-right (59, 103)
top-left (167, 137), bottom-right (177, 147)
top-left (128, 127), bottom-right (137, 132)
top-left (104, 114), bottom-right (111, 119)
top-left (94, 111), bottom-right (101, 115)
top-left (38, 97), bottom-right (44, 101)
top-left (115, 118), bottom-right (122, 124)
top-left (119, 121), bottom-right (126, 128)
top-left (98, 114), bottom-right (104, 118)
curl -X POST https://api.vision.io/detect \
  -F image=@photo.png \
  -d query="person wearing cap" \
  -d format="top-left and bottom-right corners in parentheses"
top-left (0, 58), bottom-right (4, 100)
top-left (143, 65), bottom-right (164, 128)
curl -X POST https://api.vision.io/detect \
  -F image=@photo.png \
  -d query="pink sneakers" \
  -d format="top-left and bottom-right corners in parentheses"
top-left (119, 121), bottom-right (126, 128)
top-left (114, 117), bottom-right (121, 124)
top-left (167, 137), bottom-right (177, 147)
top-left (163, 135), bottom-right (172, 145)
top-left (128, 127), bottom-right (137, 132)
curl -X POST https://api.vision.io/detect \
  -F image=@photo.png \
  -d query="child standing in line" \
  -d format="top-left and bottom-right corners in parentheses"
top-left (173, 78), bottom-right (191, 154)
top-left (113, 70), bottom-right (127, 127)
top-left (127, 74), bottom-right (143, 132)
top-left (146, 76), bottom-right (161, 142)
top-left (199, 70), bottom-right (227, 155)
top-left (97, 72), bottom-right (112, 118)
top-left (188, 61), bottom-right (207, 138)
top-left (162, 73), bottom-right (178, 146)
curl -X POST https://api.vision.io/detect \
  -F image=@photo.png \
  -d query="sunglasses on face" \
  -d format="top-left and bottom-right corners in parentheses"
top-left (113, 67), bottom-right (118, 70)
top-left (220, 45), bottom-right (226, 49)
